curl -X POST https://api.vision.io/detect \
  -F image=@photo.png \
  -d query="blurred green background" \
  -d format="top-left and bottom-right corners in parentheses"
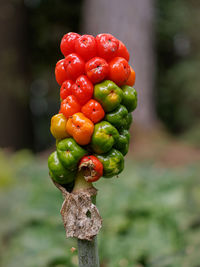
top-left (0, 0), bottom-right (200, 266)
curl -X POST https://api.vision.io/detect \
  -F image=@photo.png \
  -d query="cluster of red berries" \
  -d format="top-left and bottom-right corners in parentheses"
top-left (49, 32), bottom-right (137, 184)
top-left (55, 32), bottom-right (135, 118)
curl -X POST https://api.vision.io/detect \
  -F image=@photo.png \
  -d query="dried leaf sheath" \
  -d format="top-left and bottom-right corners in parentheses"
top-left (53, 181), bottom-right (102, 241)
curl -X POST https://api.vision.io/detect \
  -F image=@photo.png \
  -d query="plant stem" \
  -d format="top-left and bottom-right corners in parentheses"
top-left (73, 172), bottom-right (100, 267)
top-left (77, 236), bottom-right (99, 267)
top-left (72, 171), bottom-right (93, 193)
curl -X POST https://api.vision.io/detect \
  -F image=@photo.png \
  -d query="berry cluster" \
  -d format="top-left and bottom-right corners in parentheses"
top-left (48, 32), bottom-right (137, 190)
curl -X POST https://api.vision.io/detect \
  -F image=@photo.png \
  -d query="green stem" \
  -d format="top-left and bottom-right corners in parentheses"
top-left (77, 237), bottom-right (99, 267)
top-left (72, 171), bottom-right (93, 193)
top-left (73, 171), bottom-right (100, 267)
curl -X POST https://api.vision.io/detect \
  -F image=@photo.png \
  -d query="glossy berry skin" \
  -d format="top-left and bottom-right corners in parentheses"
top-left (48, 151), bottom-right (76, 184)
top-left (60, 32), bottom-right (80, 57)
top-left (66, 112), bottom-right (94, 146)
top-left (114, 129), bottom-right (130, 156)
top-left (64, 53), bottom-right (85, 81)
top-left (96, 33), bottom-right (119, 61)
top-left (126, 66), bottom-right (136, 86)
top-left (91, 121), bottom-right (119, 154)
top-left (81, 99), bottom-right (105, 123)
top-left (79, 155), bottom-right (103, 182)
top-left (85, 57), bottom-right (109, 84)
top-left (71, 75), bottom-right (94, 105)
top-left (50, 113), bottom-right (70, 140)
top-left (60, 95), bottom-right (81, 119)
top-left (105, 105), bottom-right (130, 130)
top-left (57, 138), bottom-right (87, 171)
top-left (55, 59), bottom-right (69, 85)
top-left (75, 35), bottom-right (97, 61)
top-left (94, 80), bottom-right (123, 112)
top-left (95, 148), bottom-right (124, 178)
top-left (108, 57), bottom-right (131, 86)
top-left (126, 113), bottom-right (132, 130)
top-left (121, 85), bottom-right (137, 112)
top-left (60, 80), bottom-right (74, 101)
top-left (116, 40), bottom-right (130, 61)
top-left (105, 105), bottom-right (133, 131)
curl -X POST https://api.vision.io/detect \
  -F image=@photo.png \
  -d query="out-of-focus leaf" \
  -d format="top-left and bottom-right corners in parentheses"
top-left (1, 151), bottom-right (200, 266)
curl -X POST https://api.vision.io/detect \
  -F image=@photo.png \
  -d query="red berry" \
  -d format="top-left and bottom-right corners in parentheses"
top-left (55, 59), bottom-right (69, 85)
top-left (75, 35), bottom-right (97, 61)
top-left (60, 95), bottom-right (81, 119)
top-left (60, 32), bottom-right (80, 57)
top-left (79, 155), bottom-right (103, 182)
top-left (71, 75), bottom-right (93, 105)
top-left (64, 53), bottom-right (85, 81)
top-left (60, 80), bottom-right (74, 101)
top-left (116, 40), bottom-right (130, 61)
top-left (81, 99), bottom-right (105, 124)
top-left (108, 57), bottom-right (131, 86)
top-left (126, 66), bottom-right (136, 86)
top-left (96, 33), bottom-right (119, 61)
top-left (85, 57), bottom-right (109, 84)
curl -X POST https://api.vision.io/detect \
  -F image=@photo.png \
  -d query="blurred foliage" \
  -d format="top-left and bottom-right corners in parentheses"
top-left (181, 124), bottom-right (200, 148)
top-left (156, 0), bottom-right (200, 139)
top-left (1, 150), bottom-right (200, 266)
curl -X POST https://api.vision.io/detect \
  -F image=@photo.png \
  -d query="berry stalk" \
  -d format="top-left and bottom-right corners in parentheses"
top-left (77, 237), bottom-right (99, 267)
top-left (72, 171), bottom-right (100, 267)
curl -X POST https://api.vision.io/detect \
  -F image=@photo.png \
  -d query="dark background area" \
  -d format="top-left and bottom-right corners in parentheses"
top-left (0, 0), bottom-right (83, 151)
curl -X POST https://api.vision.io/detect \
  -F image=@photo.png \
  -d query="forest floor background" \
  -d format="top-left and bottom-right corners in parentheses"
top-left (1, 127), bottom-right (200, 267)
